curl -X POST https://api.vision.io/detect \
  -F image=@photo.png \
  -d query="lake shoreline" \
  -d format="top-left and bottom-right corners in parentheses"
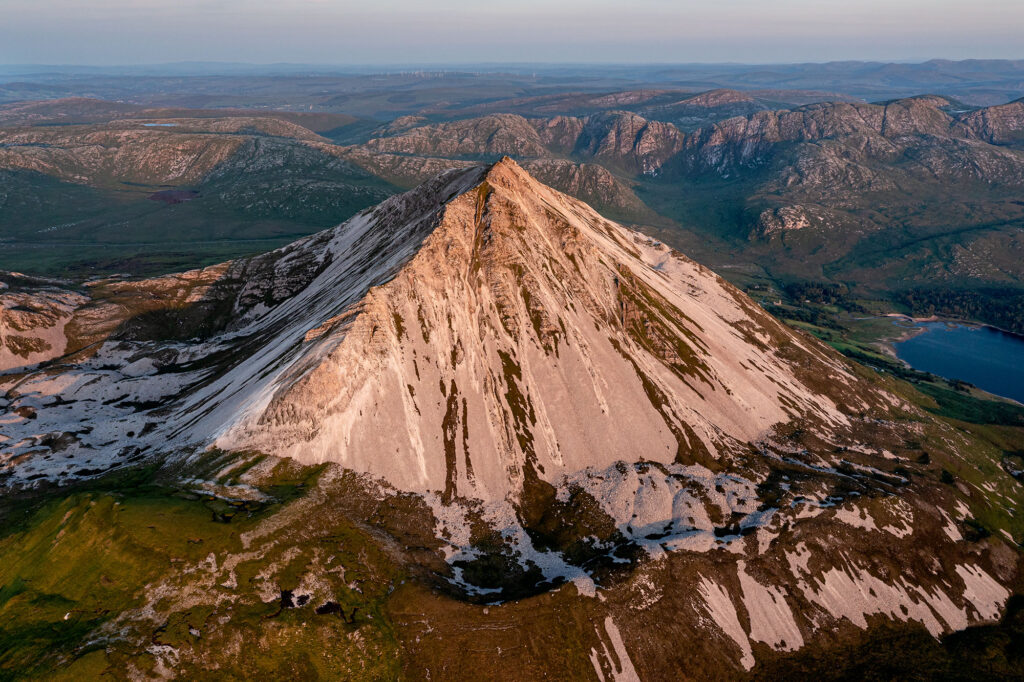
top-left (883, 313), bottom-right (1024, 341)
top-left (882, 315), bottom-right (1024, 405)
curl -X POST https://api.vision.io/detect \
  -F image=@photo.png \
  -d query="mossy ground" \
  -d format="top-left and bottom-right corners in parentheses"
top-left (0, 456), bottom-right (405, 680)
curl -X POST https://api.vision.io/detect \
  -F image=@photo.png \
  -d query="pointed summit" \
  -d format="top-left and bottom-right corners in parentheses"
top-left (489, 154), bottom-right (524, 171)
top-left (1, 160), bottom-right (893, 503)
top-left (467, 155), bottom-right (548, 203)
top-left (481, 155), bottom-right (532, 182)
top-left (205, 160), bottom-right (886, 502)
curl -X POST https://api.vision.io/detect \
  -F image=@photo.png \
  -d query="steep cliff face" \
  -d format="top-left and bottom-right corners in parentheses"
top-left (677, 97), bottom-right (1024, 188)
top-left (573, 111), bottom-right (685, 175)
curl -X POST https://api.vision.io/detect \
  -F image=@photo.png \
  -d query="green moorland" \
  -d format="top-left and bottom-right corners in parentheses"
top-left (758, 285), bottom-right (1024, 534)
top-left (0, 162), bottom-right (396, 278)
top-left (633, 163), bottom-right (1024, 335)
top-left (0, 454), bottom-right (412, 680)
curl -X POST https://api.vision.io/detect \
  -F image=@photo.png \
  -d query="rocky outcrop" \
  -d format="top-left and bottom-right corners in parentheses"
top-left (678, 98), bottom-right (963, 174)
top-left (519, 158), bottom-right (649, 215)
top-left (0, 117), bottom-right (327, 189)
top-left (373, 114), bottom-right (428, 136)
top-left (960, 99), bottom-right (1024, 144)
top-left (756, 205), bottom-right (814, 236)
top-left (0, 124), bottom-right (245, 187)
top-left (0, 274), bottom-right (86, 370)
top-left (639, 89), bottom-right (768, 130)
top-left (336, 146), bottom-right (476, 187)
top-left (361, 110), bottom-right (686, 176)
top-left (574, 111), bottom-right (684, 175)
top-left (530, 115), bottom-right (586, 154)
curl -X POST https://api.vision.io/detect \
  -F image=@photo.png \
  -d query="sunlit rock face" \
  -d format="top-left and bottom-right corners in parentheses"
top-left (213, 157), bottom-right (878, 501)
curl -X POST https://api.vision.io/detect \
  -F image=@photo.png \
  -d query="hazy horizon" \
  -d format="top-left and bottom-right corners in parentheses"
top-left (2, 0), bottom-right (1022, 66)
top-left (3, 57), bottom-right (1024, 70)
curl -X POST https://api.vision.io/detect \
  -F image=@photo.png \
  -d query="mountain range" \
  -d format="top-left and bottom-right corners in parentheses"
top-left (6, 92), bottom-right (1024, 336)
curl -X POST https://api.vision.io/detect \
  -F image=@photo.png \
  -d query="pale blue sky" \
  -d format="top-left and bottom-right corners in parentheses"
top-left (2, 0), bottom-right (1022, 65)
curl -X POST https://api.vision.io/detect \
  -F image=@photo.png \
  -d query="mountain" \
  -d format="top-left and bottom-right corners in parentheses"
top-left (654, 97), bottom-right (1024, 302)
top-left (2, 160), bottom-right (1020, 678)
top-left (210, 158), bottom-right (885, 499)
top-left (6, 92), bottom-right (1024, 337)
top-left (344, 96), bottom-right (1024, 329)
top-left (415, 88), bottom-right (858, 130)
top-left (357, 96), bottom-right (1024, 185)
top-left (1, 158), bottom-right (881, 491)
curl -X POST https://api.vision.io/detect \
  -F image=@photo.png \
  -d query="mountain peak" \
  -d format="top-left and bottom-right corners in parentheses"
top-left (480, 154), bottom-right (533, 186)
top-left (204, 160), bottom-right (885, 503)
top-left (1, 160), bottom-right (888, 506)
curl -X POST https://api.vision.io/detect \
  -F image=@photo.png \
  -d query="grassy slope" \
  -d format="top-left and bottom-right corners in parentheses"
top-left (0, 457), bottom-right (408, 680)
top-left (751, 599), bottom-right (1024, 681)
top-left (760, 296), bottom-right (1024, 542)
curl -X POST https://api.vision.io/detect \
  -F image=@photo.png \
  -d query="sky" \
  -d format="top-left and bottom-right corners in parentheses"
top-left (1, 0), bottom-right (1022, 66)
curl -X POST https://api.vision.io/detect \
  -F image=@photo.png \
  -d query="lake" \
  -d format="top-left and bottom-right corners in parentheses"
top-left (892, 320), bottom-right (1024, 404)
